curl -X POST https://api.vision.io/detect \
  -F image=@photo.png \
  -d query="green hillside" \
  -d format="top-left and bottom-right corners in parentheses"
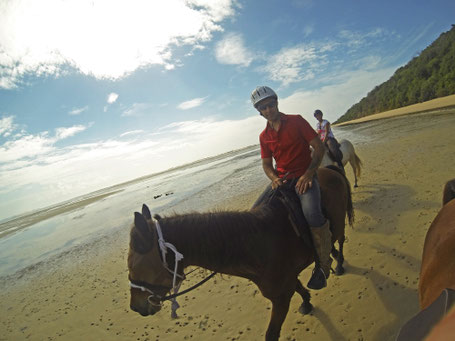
top-left (335, 25), bottom-right (455, 124)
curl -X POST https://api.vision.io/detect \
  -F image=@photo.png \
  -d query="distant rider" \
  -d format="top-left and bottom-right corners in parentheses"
top-left (252, 86), bottom-right (332, 290)
top-left (314, 109), bottom-right (344, 170)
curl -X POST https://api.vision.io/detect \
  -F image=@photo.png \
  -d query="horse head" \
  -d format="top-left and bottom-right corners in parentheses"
top-left (127, 204), bottom-right (176, 316)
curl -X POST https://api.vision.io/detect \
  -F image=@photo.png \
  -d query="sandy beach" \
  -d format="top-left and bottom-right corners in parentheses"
top-left (1, 103), bottom-right (455, 340)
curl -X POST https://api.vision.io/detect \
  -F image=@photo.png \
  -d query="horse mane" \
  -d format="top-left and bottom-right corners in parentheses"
top-left (154, 205), bottom-right (288, 271)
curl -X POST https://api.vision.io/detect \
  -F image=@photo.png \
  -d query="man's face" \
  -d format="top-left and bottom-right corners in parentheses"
top-left (257, 98), bottom-right (279, 121)
top-left (315, 113), bottom-right (323, 121)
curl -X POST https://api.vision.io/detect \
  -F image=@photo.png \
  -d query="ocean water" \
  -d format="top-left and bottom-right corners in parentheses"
top-left (1, 110), bottom-right (452, 278)
top-left (0, 144), bottom-right (267, 277)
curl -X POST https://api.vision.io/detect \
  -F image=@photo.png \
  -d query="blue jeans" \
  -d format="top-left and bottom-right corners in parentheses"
top-left (294, 175), bottom-right (326, 227)
top-left (325, 137), bottom-right (343, 167)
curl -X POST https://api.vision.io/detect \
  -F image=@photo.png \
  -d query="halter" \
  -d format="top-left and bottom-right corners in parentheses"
top-left (129, 218), bottom-right (184, 317)
top-left (129, 217), bottom-right (216, 318)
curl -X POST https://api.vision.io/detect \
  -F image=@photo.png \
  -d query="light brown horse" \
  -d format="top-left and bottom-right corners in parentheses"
top-left (128, 167), bottom-right (354, 341)
top-left (419, 179), bottom-right (455, 310)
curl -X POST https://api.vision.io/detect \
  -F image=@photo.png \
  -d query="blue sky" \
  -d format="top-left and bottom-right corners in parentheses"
top-left (0, 0), bottom-right (454, 220)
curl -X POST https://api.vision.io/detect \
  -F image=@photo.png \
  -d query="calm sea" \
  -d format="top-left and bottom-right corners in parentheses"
top-left (0, 144), bottom-right (268, 277)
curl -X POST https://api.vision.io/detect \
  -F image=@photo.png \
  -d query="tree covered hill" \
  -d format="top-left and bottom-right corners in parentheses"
top-left (335, 25), bottom-right (455, 124)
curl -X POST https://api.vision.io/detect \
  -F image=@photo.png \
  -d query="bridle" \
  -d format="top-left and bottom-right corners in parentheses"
top-left (129, 278), bottom-right (172, 306)
top-left (129, 217), bottom-right (216, 316)
top-left (129, 271), bottom-right (217, 304)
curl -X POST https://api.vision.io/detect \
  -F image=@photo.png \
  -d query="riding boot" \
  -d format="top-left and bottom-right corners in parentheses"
top-left (307, 220), bottom-right (333, 290)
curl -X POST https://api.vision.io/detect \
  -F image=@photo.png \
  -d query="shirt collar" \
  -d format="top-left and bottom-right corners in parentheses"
top-left (265, 113), bottom-right (286, 132)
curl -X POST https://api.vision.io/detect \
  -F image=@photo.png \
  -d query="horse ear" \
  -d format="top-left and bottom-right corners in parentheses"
top-left (142, 204), bottom-right (152, 220)
top-left (134, 212), bottom-right (151, 237)
top-left (132, 212), bottom-right (154, 253)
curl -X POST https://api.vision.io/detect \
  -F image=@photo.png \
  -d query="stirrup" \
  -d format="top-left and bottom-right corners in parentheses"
top-left (307, 268), bottom-right (327, 290)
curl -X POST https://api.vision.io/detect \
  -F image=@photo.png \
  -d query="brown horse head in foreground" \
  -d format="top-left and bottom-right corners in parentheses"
top-left (127, 167), bottom-right (354, 341)
top-left (419, 178), bottom-right (455, 310)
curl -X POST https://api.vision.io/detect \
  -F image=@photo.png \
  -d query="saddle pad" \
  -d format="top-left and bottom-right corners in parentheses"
top-left (395, 288), bottom-right (455, 341)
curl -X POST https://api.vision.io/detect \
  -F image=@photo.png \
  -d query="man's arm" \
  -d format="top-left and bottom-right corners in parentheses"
top-left (262, 157), bottom-right (283, 189)
top-left (295, 136), bottom-right (324, 194)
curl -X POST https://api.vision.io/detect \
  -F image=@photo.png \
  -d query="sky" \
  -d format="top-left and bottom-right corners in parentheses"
top-left (0, 0), bottom-right (454, 220)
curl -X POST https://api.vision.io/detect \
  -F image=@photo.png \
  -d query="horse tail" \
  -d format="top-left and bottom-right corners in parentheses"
top-left (325, 165), bottom-right (355, 227)
top-left (442, 179), bottom-right (455, 206)
top-left (343, 173), bottom-right (355, 228)
top-left (353, 153), bottom-right (362, 178)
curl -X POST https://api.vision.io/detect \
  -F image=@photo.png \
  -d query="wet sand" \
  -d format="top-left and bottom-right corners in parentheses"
top-left (1, 106), bottom-right (454, 340)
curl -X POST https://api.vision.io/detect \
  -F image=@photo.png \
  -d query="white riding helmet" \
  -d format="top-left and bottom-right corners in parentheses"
top-left (251, 86), bottom-right (277, 107)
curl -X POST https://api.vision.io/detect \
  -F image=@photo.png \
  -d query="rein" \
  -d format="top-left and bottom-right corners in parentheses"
top-left (130, 271), bottom-right (217, 301)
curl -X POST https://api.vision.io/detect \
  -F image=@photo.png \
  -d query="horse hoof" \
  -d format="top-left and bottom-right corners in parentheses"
top-left (299, 302), bottom-right (313, 315)
top-left (335, 266), bottom-right (345, 276)
top-left (354, 184), bottom-right (358, 188)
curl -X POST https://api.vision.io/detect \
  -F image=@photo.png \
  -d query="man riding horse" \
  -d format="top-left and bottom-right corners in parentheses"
top-left (252, 86), bottom-right (332, 290)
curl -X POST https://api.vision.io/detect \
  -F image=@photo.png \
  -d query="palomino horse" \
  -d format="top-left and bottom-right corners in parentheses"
top-left (320, 139), bottom-right (362, 187)
top-left (128, 167), bottom-right (354, 341)
top-left (419, 178), bottom-right (455, 310)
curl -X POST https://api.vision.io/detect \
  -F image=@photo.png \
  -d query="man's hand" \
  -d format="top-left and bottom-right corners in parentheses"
top-left (271, 177), bottom-right (284, 189)
top-left (295, 170), bottom-right (315, 194)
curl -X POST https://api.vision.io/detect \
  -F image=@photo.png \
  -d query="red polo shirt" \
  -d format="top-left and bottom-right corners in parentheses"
top-left (260, 113), bottom-right (317, 179)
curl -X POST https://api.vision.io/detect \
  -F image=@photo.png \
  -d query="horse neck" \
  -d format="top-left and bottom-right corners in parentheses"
top-left (158, 210), bottom-right (272, 274)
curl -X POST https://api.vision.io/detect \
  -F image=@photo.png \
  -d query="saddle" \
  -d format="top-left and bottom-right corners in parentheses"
top-left (251, 179), bottom-right (313, 249)
top-left (395, 288), bottom-right (455, 341)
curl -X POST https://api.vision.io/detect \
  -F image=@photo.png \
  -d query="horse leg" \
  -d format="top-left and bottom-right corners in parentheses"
top-left (349, 159), bottom-right (358, 188)
top-left (332, 236), bottom-right (345, 275)
top-left (265, 292), bottom-right (293, 341)
top-left (295, 279), bottom-right (313, 314)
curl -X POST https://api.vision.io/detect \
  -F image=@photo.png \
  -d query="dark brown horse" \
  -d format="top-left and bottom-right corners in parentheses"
top-left (128, 167), bottom-right (354, 341)
top-left (419, 179), bottom-right (455, 310)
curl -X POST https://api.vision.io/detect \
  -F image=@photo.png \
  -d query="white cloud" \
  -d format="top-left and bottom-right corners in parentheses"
top-left (120, 130), bottom-right (144, 137)
top-left (107, 93), bottom-right (119, 104)
top-left (264, 44), bottom-right (319, 86)
top-left (278, 67), bottom-right (396, 123)
top-left (302, 25), bottom-right (314, 38)
top-left (0, 0), bottom-right (238, 88)
top-left (55, 125), bottom-right (87, 140)
top-left (122, 102), bottom-right (152, 117)
top-left (0, 133), bottom-right (55, 163)
top-left (68, 106), bottom-right (88, 115)
top-left (177, 97), bottom-right (208, 110)
top-left (215, 33), bottom-right (254, 66)
top-left (0, 116), bottom-right (16, 137)
top-left (0, 121), bottom-right (89, 163)
top-left (338, 28), bottom-right (387, 48)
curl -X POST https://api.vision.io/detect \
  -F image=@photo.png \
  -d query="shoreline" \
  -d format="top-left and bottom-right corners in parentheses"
top-left (1, 109), bottom-right (455, 340)
top-left (335, 93), bottom-right (455, 126)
